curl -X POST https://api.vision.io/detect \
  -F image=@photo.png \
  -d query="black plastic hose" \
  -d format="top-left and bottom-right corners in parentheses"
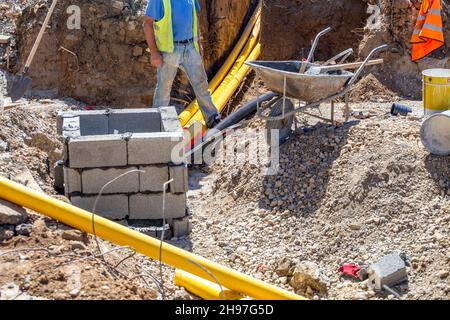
top-left (214, 92), bottom-right (278, 131)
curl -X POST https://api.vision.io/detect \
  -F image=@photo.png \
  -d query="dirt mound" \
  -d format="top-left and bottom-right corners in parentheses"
top-left (349, 73), bottom-right (399, 102)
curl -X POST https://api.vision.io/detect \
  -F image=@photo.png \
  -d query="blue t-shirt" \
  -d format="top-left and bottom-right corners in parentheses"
top-left (145, 0), bottom-right (201, 41)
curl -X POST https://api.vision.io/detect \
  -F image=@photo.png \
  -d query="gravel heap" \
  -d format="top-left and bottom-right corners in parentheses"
top-left (188, 99), bottom-right (450, 300)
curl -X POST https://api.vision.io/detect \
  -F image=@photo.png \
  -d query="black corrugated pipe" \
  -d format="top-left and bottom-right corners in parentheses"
top-left (214, 92), bottom-right (278, 132)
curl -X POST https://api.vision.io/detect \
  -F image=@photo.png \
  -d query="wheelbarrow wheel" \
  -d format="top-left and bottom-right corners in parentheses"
top-left (265, 98), bottom-right (294, 145)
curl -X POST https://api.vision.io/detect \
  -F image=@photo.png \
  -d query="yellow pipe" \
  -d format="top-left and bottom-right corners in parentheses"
top-left (186, 42), bottom-right (262, 128)
top-left (0, 177), bottom-right (306, 300)
top-left (179, 1), bottom-right (262, 127)
top-left (174, 269), bottom-right (243, 300)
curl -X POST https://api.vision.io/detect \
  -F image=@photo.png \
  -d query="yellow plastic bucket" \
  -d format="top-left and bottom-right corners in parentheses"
top-left (422, 69), bottom-right (450, 116)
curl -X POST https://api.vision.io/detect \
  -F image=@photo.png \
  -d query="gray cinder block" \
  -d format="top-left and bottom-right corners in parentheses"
top-left (173, 216), bottom-right (192, 237)
top-left (63, 166), bottom-right (82, 194)
top-left (68, 135), bottom-right (128, 168)
top-left (127, 132), bottom-right (184, 165)
top-left (53, 160), bottom-right (64, 191)
top-left (139, 165), bottom-right (169, 192)
top-left (129, 193), bottom-right (186, 220)
top-left (169, 164), bottom-right (189, 193)
top-left (71, 194), bottom-right (129, 220)
top-left (82, 167), bottom-right (140, 194)
top-left (108, 109), bottom-right (161, 134)
top-left (79, 113), bottom-right (109, 136)
top-left (160, 107), bottom-right (182, 132)
top-left (62, 116), bottom-right (81, 139)
top-left (367, 252), bottom-right (408, 291)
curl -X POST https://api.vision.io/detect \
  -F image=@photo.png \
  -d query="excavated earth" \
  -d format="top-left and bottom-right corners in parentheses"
top-left (1, 0), bottom-right (450, 301)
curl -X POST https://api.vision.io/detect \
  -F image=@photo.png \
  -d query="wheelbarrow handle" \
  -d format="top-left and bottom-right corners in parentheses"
top-left (299, 27), bottom-right (332, 73)
top-left (306, 27), bottom-right (332, 63)
top-left (345, 44), bottom-right (389, 88)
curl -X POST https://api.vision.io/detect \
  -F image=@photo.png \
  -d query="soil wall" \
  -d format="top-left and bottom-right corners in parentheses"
top-left (15, 0), bottom-right (256, 107)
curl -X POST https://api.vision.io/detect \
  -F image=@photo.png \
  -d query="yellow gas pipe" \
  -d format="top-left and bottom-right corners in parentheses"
top-left (0, 177), bottom-right (306, 300)
top-left (174, 269), bottom-right (243, 300)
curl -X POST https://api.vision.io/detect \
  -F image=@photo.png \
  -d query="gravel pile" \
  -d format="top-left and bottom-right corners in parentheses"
top-left (187, 99), bottom-right (450, 300)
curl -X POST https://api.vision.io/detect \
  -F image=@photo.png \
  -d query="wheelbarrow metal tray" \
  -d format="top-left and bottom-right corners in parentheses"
top-left (246, 60), bottom-right (354, 102)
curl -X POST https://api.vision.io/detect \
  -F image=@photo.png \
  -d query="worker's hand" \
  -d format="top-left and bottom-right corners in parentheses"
top-left (151, 52), bottom-right (163, 68)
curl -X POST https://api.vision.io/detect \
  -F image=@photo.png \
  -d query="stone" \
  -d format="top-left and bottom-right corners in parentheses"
top-left (16, 224), bottom-right (32, 236)
top-left (438, 270), bottom-right (449, 279)
top-left (0, 225), bottom-right (14, 242)
top-left (71, 195), bottom-right (128, 220)
top-left (14, 170), bottom-right (43, 192)
top-left (290, 261), bottom-right (329, 295)
top-left (71, 241), bottom-right (87, 251)
top-left (132, 46), bottom-right (143, 57)
top-left (275, 257), bottom-right (295, 277)
top-left (82, 167), bottom-right (139, 194)
top-left (68, 135), bottom-right (127, 168)
top-left (61, 229), bottom-right (85, 242)
top-left (0, 199), bottom-right (28, 225)
top-left (139, 165), bottom-right (169, 192)
top-left (169, 164), bottom-right (189, 193)
top-left (111, 1), bottom-right (124, 12)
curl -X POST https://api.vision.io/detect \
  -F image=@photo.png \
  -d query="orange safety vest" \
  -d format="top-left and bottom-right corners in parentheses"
top-left (411, 0), bottom-right (445, 61)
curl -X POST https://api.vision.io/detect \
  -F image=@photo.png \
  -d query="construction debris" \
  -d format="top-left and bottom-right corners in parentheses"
top-left (0, 0), bottom-right (449, 302)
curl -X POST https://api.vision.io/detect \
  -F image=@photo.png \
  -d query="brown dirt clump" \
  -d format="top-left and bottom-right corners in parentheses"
top-left (348, 73), bottom-right (399, 103)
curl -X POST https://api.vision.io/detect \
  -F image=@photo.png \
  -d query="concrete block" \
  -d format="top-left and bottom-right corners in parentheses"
top-left (53, 160), bottom-right (64, 192)
top-left (62, 116), bottom-right (81, 139)
top-left (129, 193), bottom-right (186, 220)
top-left (108, 109), bottom-right (161, 134)
top-left (169, 164), bottom-right (188, 193)
top-left (63, 166), bottom-right (82, 194)
top-left (79, 114), bottom-right (109, 136)
top-left (173, 216), bottom-right (192, 237)
top-left (127, 132), bottom-right (184, 165)
top-left (368, 253), bottom-right (408, 291)
top-left (160, 107), bottom-right (182, 132)
top-left (71, 194), bottom-right (128, 220)
top-left (139, 165), bottom-right (169, 192)
top-left (68, 135), bottom-right (127, 168)
top-left (82, 167), bottom-right (139, 194)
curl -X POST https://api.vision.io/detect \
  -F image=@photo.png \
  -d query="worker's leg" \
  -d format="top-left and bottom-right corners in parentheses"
top-left (181, 43), bottom-right (219, 127)
top-left (153, 48), bottom-right (181, 107)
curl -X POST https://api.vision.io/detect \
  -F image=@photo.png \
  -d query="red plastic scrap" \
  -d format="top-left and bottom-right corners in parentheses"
top-left (339, 263), bottom-right (363, 280)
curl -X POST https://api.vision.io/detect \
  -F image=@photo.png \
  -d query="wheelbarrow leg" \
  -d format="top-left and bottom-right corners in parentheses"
top-left (331, 100), bottom-right (335, 125)
top-left (344, 93), bottom-right (350, 122)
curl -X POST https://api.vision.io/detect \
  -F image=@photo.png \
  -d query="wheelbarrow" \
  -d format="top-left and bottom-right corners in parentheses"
top-left (245, 28), bottom-right (388, 143)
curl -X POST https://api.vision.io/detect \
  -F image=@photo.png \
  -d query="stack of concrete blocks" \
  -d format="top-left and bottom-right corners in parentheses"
top-left (56, 107), bottom-right (191, 238)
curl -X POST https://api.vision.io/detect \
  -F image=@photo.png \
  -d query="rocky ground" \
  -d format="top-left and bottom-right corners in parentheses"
top-left (2, 75), bottom-right (448, 300)
top-left (187, 98), bottom-right (450, 300)
top-left (1, 0), bottom-right (449, 301)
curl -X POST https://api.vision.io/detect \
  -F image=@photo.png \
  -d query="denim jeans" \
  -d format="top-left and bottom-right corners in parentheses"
top-left (153, 42), bottom-right (219, 126)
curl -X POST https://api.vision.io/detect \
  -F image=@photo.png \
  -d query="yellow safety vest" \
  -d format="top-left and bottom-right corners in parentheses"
top-left (153, 0), bottom-right (200, 53)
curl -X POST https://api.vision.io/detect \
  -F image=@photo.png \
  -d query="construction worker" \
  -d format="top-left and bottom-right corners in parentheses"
top-left (143, 0), bottom-right (221, 128)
